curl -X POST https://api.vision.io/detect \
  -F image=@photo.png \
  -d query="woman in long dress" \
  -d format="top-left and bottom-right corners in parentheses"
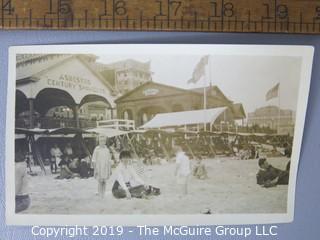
top-left (92, 135), bottom-right (112, 198)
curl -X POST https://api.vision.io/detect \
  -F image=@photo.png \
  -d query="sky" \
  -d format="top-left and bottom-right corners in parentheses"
top-left (98, 54), bottom-right (302, 114)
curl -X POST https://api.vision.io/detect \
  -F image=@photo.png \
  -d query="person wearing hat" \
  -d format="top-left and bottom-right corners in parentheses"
top-left (256, 158), bottom-right (290, 188)
top-left (111, 150), bottom-right (160, 199)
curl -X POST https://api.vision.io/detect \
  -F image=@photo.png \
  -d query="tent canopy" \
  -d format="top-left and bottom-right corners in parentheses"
top-left (86, 128), bottom-right (128, 137)
top-left (141, 107), bottom-right (227, 129)
top-left (15, 127), bottom-right (90, 136)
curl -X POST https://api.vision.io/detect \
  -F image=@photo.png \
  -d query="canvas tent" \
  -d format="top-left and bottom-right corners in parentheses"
top-left (15, 128), bottom-right (95, 174)
top-left (140, 107), bottom-right (227, 129)
top-left (86, 128), bottom-right (128, 137)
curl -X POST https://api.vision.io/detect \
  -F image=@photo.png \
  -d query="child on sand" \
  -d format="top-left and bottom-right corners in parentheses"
top-left (92, 135), bottom-right (112, 198)
top-left (174, 145), bottom-right (191, 195)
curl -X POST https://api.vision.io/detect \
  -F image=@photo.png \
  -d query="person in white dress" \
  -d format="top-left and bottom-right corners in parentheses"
top-left (92, 135), bottom-right (112, 198)
top-left (174, 145), bottom-right (191, 195)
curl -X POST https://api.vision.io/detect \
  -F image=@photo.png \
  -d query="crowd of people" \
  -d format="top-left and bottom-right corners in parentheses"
top-left (14, 131), bottom-right (292, 213)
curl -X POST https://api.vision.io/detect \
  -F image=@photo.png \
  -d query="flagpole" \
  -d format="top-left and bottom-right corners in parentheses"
top-left (203, 62), bottom-right (207, 131)
top-left (208, 55), bottom-right (213, 87)
top-left (277, 84), bottom-right (281, 134)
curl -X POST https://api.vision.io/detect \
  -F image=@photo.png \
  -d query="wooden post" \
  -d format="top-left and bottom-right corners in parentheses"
top-left (73, 104), bottom-right (80, 128)
top-left (28, 98), bottom-right (34, 129)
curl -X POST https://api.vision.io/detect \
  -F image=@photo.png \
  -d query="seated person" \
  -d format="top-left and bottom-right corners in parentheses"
top-left (79, 154), bottom-right (91, 179)
top-left (57, 157), bottom-right (75, 179)
top-left (15, 150), bottom-right (31, 213)
top-left (193, 157), bottom-right (208, 180)
top-left (68, 158), bottom-right (80, 173)
top-left (111, 150), bottom-right (160, 199)
top-left (64, 143), bottom-right (73, 160)
top-left (256, 158), bottom-right (290, 188)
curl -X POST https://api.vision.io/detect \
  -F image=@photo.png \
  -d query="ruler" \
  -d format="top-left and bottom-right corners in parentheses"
top-left (1, 0), bottom-right (320, 33)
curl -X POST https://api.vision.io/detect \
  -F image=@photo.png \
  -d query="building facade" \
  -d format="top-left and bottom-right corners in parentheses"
top-left (93, 59), bottom-right (153, 94)
top-left (15, 54), bottom-right (116, 129)
top-left (115, 82), bottom-right (246, 128)
top-left (247, 106), bottom-right (295, 135)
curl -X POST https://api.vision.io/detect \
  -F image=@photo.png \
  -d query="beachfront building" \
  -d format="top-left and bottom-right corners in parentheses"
top-left (115, 81), bottom-right (246, 130)
top-left (15, 54), bottom-right (117, 129)
top-left (247, 106), bottom-right (295, 135)
top-left (93, 59), bottom-right (153, 94)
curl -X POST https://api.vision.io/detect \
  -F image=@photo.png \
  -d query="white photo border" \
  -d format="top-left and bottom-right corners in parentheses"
top-left (6, 44), bottom-right (314, 226)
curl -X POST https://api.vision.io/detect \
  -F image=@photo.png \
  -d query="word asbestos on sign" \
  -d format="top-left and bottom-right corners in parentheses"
top-left (1, 0), bottom-right (320, 33)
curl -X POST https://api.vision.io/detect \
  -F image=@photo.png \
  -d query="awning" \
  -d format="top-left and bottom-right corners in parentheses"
top-left (15, 128), bottom-right (49, 135)
top-left (15, 127), bottom-right (90, 135)
top-left (141, 107), bottom-right (227, 129)
top-left (86, 128), bottom-right (128, 137)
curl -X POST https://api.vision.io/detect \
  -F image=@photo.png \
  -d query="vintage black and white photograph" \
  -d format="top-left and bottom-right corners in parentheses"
top-left (6, 45), bottom-right (313, 225)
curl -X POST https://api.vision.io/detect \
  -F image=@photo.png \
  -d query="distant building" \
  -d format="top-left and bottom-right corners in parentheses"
top-left (93, 59), bottom-right (153, 94)
top-left (247, 106), bottom-right (295, 135)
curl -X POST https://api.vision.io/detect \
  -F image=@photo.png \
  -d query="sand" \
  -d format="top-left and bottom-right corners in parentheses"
top-left (22, 157), bottom-right (289, 215)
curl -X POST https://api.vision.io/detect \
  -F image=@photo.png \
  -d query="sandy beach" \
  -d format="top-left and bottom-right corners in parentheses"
top-left (22, 157), bottom-right (289, 215)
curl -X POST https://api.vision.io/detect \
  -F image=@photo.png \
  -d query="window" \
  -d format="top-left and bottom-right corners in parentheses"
top-left (142, 113), bottom-right (148, 124)
top-left (123, 111), bottom-right (129, 120)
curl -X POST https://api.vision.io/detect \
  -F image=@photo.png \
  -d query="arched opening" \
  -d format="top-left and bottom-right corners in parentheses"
top-left (122, 109), bottom-right (133, 120)
top-left (34, 88), bottom-right (76, 128)
top-left (16, 90), bottom-right (33, 128)
top-left (79, 94), bottom-right (113, 127)
top-left (138, 105), bottom-right (166, 127)
top-left (35, 88), bottom-right (76, 116)
top-left (16, 90), bottom-right (29, 116)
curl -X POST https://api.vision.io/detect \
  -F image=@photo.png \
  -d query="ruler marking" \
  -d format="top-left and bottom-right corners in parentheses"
top-left (300, 12), bottom-right (303, 32)
top-left (312, 17), bottom-right (316, 32)
top-left (221, 0), bottom-right (224, 31)
top-left (126, 15), bottom-right (129, 29)
top-left (167, 0), bottom-right (170, 28)
top-left (274, 0), bottom-right (277, 31)
top-left (0, 0), bottom-right (318, 33)
top-left (247, 10), bottom-right (251, 31)
top-left (235, 19), bottom-right (238, 31)
top-left (112, 0), bottom-right (115, 29)
top-left (29, 9), bottom-right (32, 27)
top-left (181, 15), bottom-right (183, 29)
top-left (1, 0), bottom-right (4, 27)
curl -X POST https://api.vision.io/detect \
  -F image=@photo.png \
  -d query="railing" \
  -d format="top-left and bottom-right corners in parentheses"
top-left (16, 117), bottom-right (97, 129)
top-left (97, 119), bottom-right (135, 130)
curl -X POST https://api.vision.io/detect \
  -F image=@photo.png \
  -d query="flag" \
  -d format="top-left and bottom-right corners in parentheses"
top-left (187, 55), bottom-right (209, 84)
top-left (265, 83), bottom-right (280, 101)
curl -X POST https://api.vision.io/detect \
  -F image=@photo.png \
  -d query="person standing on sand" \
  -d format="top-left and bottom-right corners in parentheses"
top-left (15, 150), bottom-right (31, 213)
top-left (174, 145), bottom-right (191, 195)
top-left (92, 135), bottom-right (112, 198)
